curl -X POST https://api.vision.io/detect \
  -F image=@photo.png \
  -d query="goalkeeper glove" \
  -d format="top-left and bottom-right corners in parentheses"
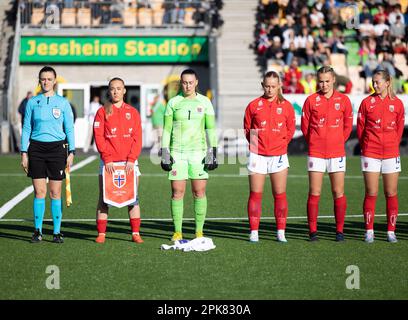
top-left (160, 148), bottom-right (174, 172)
top-left (203, 147), bottom-right (218, 171)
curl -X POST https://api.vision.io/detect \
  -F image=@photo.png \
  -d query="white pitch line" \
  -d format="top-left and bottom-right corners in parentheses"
top-left (1, 213), bottom-right (408, 223)
top-left (0, 155), bottom-right (98, 219)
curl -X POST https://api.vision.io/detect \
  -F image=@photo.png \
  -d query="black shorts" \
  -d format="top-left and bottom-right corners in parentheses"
top-left (28, 140), bottom-right (67, 180)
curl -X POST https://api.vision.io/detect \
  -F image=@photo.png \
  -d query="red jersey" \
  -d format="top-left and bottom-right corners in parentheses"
top-left (244, 96), bottom-right (295, 156)
top-left (94, 102), bottom-right (142, 164)
top-left (301, 90), bottom-right (353, 158)
top-left (357, 94), bottom-right (405, 159)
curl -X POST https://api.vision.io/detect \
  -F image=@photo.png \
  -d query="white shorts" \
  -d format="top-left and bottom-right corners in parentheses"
top-left (307, 156), bottom-right (346, 173)
top-left (361, 156), bottom-right (401, 174)
top-left (247, 152), bottom-right (289, 174)
top-left (99, 159), bottom-right (141, 176)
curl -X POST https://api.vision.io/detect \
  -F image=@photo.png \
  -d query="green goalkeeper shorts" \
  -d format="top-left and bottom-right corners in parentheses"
top-left (168, 151), bottom-right (208, 180)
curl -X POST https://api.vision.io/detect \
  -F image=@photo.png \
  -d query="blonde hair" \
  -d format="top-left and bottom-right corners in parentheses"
top-left (373, 70), bottom-right (396, 99)
top-left (104, 77), bottom-right (125, 118)
top-left (263, 71), bottom-right (284, 104)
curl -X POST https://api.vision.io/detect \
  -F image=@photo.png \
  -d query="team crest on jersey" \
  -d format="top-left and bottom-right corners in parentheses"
top-left (389, 105), bottom-right (394, 112)
top-left (371, 97), bottom-right (376, 104)
top-left (52, 108), bottom-right (61, 119)
top-left (261, 120), bottom-right (267, 127)
top-left (126, 112), bottom-right (131, 120)
top-left (258, 100), bottom-right (263, 106)
top-left (334, 103), bottom-right (340, 111)
top-left (316, 96), bottom-right (321, 102)
top-left (276, 107), bottom-right (282, 115)
top-left (197, 106), bottom-right (203, 113)
top-left (113, 170), bottom-right (126, 188)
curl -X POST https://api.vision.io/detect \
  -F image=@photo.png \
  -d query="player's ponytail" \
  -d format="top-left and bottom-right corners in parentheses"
top-left (263, 71), bottom-right (284, 104)
top-left (374, 70), bottom-right (396, 99)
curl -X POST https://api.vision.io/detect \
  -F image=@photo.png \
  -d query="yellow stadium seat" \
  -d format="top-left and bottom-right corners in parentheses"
top-left (123, 7), bottom-right (137, 27)
top-left (77, 8), bottom-right (91, 27)
top-left (31, 8), bottom-right (44, 26)
top-left (138, 8), bottom-right (153, 26)
top-left (153, 8), bottom-right (164, 26)
top-left (61, 8), bottom-right (76, 27)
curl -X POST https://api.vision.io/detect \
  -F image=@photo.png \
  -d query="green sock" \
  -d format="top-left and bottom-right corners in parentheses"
top-left (194, 196), bottom-right (207, 233)
top-left (171, 198), bottom-right (184, 233)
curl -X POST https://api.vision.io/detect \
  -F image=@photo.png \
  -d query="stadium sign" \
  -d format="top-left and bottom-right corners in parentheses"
top-left (20, 36), bottom-right (208, 63)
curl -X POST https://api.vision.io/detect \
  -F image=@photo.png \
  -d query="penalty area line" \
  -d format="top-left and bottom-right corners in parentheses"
top-left (1, 213), bottom-right (408, 223)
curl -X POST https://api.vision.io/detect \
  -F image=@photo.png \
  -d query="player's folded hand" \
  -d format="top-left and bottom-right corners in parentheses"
top-left (160, 148), bottom-right (174, 172)
top-left (203, 147), bottom-right (218, 171)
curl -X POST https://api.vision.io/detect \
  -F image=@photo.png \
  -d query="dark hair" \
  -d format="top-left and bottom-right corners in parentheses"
top-left (180, 68), bottom-right (198, 79)
top-left (108, 77), bottom-right (125, 87)
top-left (38, 66), bottom-right (57, 79)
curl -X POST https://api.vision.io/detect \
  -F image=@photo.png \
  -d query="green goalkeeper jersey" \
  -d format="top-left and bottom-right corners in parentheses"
top-left (162, 92), bottom-right (217, 153)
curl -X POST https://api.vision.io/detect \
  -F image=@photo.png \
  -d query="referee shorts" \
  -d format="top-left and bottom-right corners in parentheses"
top-left (28, 140), bottom-right (67, 180)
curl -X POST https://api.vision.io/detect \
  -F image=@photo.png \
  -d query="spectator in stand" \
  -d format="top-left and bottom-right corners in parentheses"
top-left (363, 53), bottom-right (380, 78)
top-left (283, 58), bottom-right (302, 87)
top-left (283, 75), bottom-right (304, 94)
top-left (268, 16), bottom-right (283, 43)
top-left (310, 5), bottom-right (325, 28)
top-left (314, 42), bottom-right (331, 68)
top-left (295, 27), bottom-right (314, 65)
top-left (316, 28), bottom-right (328, 44)
top-left (257, 25), bottom-right (272, 56)
top-left (267, 36), bottom-right (285, 66)
top-left (374, 15), bottom-right (390, 37)
top-left (373, 4), bottom-right (388, 25)
top-left (300, 72), bottom-right (317, 94)
top-left (390, 15), bottom-right (405, 41)
top-left (359, 18), bottom-right (376, 39)
top-left (388, 4), bottom-right (405, 25)
top-left (359, 5), bottom-right (373, 24)
top-left (377, 29), bottom-right (393, 55)
top-left (284, 41), bottom-right (297, 66)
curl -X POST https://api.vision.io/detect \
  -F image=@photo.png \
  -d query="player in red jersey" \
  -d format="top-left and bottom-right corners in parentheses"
top-left (93, 77), bottom-right (144, 244)
top-left (244, 71), bottom-right (296, 242)
top-left (301, 66), bottom-right (353, 242)
top-left (357, 70), bottom-right (405, 243)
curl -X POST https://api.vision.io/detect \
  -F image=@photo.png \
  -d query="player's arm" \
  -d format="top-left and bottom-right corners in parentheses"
top-left (300, 97), bottom-right (311, 142)
top-left (396, 100), bottom-right (405, 142)
top-left (356, 100), bottom-right (366, 145)
top-left (20, 99), bottom-right (33, 153)
top-left (286, 102), bottom-right (296, 143)
top-left (343, 97), bottom-right (354, 142)
top-left (93, 108), bottom-right (112, 163)
top-left (205, 101), bottom-right (217, 148)
top-left (127, 109), bottom-right (142, 163)
top-left (63, 99), bottom-right (76, 153)
top-left (243, 103), bottom-right (252, 143)
top-left (161, 101), bottom-right (174, 149)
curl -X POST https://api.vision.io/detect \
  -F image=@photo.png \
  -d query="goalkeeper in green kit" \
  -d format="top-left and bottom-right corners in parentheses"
top-left (160, 69), bottom-right (218, 241)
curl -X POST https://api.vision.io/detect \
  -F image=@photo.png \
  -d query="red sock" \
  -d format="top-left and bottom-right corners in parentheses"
top-left (334, 195), bottom-right (347, 233)
top-left (363, 194), bottom-right (377, 230)
top-left (130, 218), bottom-right (141, 233)
top-left (307, 194), bottom-right (320, 234)
top-left (386, 195), bottom-right (398, 232)
top-left (97, 219), bottom-right (107, 234)
top-left (248, 192), bottom-right (262, 231)
top-left (274, 192), bottom-right (288, 231)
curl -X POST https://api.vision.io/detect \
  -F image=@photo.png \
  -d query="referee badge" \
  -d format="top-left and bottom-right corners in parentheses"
top-left (52, 108), bottom-right (61, 119)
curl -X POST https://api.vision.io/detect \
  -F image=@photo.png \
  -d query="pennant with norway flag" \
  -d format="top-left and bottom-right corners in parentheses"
top-left (102, 162), bottom-right (137, 208)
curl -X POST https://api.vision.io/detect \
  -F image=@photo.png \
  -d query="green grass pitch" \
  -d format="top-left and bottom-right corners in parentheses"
top-left (0, 154), bottom-right (407, 299)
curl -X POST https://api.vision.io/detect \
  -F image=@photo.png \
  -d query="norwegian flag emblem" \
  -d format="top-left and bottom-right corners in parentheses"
top-left (113, 170), bottom-right (126, 188)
